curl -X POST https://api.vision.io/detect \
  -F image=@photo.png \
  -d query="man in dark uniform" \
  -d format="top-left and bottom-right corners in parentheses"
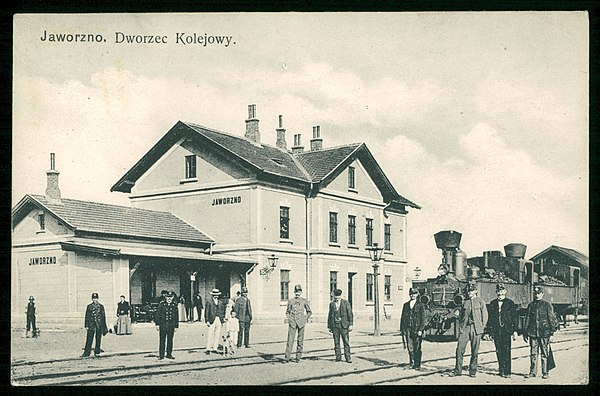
top-left (25, 296), bottom-right (37, 338)
top-left (82, 292), bottom-right (109, 357)
top-left (449, 282), bottom-right (488, 377)
top-left (155, 291), bottom-right (179, 360)
top-left (194, 291), bottom-right (204, 322)
top-left (400, 288), bottom-right (426, 370)
top-left (234, 287), bottom-right (253, 348)
top-left (284, 284), bottom-right (312, 363)
top-left (524, 285), bottom-right (559, 379)
top-left (486, 283), bottom-right (518, 378)
top-left (327, 288), bottom-right (353, 363)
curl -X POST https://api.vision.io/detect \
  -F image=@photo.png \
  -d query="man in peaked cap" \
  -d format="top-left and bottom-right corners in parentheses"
top-left (25, 296), bottom-right (37, 338)
top-left (449, 282), bottom-right (488, 377)
top-left (524, 285), bottom-right (559, 379)
top-left (486, 284), bottom-right (518, 378)
top-left (400, 288), bottom-right (426, 370)
top-left (82, 292), bottom-right (109, 357)
top-left (234, 287), bottom-right (253, 348)
top-left (205, 289), bottom-right (225, 355)
top-left (155, 291), bottom-right (179, 360)
top-left (284, 284), bottom-right (312, 363)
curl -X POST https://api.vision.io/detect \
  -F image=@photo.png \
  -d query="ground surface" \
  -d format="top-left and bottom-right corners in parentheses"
top-left (11, 318), bottom-right (588, 386)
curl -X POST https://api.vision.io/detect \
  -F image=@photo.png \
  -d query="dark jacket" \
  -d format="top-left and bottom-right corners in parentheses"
top-left (84, 302), bottom-right (109, 335)
top-left (205, 297), bottom-right (225, 324)
top-left (327, 299), bottom-right (353, 330)
top-left (233, 295), bottom-right (253, 322)
top-left (154, 300), bottom-right (179, 329)
top-left (194, 294), bottom-right (203, 309)
top-left (117, 301), bottom-right (130, 316)
top-left (457, 296), bottom-right (488, 335)
top-left (26, 302), bottom-right (36, 317)
top-left (400, 300), bottom-right (426, 334)
top-left (486, 298), bottom-right (517, 336)
top-left (524, 299), bottom-right (558, 338)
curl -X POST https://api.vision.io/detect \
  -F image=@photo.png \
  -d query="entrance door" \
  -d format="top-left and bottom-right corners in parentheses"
top-left (216, 269), bottom-right (230, 299)
top-left (348, 272), bottom-right (356, 307)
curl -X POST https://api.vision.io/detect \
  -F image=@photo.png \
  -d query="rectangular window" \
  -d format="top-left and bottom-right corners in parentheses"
top-left (348, 166), bottom-right (356, 189)
top-left (185, 155), bottom-right (197, 179)
top-left (330, 271), bottom-right (338, 298)
top-left (366, 218), bottom-right (373, 247)
top-left (348, 215), bottom-right (356, 245)
top-left (384, 224), bottom-right (391, 251)
top-left (280, 269), bottom-right (290, 300)
top-left (366, 273), bottom-right (374, 302)
top-left (38, 213), bottom-right (45, 230)
top-left (384, 275), bottom-right (391, 302)
top-left (329, 212), bottom-right (338, 243)
top-left (280, 207), bottom-right (290, 239)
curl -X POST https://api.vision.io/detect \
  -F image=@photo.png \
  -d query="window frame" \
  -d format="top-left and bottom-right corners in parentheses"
top-left (384, 275), bottom-right (391, 302)
top-left (366, 218), bottom-right (374, 247)
top-left (384, 224), bottom-right (391, 251)
top-left (348, 215), bottom-right (356, 245)
top-left (280, 206), bottom-right (290, 240)
top-left (348, 166), bottom-right (356, 190)
top-left (329, 212), bottom-right (338, 244)
top-left (38, 213), bottom-right (45, 231)
top-left (366, 273), bottom-right (374, 302)
top-left (280, 269), bottom-right (290, 301)
top-left (330, 271), bottom-right (338, 299)
top-left (184, 154), bottom-right (197, 179)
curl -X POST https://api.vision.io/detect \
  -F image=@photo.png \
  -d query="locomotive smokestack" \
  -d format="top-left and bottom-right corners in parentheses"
top-left (434, 230), bottom-right (462, 273)
top-left (504, 243), bottom-right (527, 259)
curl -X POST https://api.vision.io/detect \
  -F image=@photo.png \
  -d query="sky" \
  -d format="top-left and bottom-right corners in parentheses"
top-left (12, 12), bottom-right (589, 278)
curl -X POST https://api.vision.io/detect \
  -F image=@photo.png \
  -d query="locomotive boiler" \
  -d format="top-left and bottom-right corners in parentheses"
top-left (412, 230), bottom-right (581, 340)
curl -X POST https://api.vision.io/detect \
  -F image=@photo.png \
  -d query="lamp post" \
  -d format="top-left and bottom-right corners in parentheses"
top-left (260, 254), bottom-right (279, 279)
top-left (366, 242), bottom-right (384, 337)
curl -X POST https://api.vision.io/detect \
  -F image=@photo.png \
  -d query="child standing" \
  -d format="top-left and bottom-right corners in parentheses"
top-left (225, 311), bottom-right (240, 356)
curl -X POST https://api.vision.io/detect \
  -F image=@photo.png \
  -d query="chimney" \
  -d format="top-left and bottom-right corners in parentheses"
top-left (45, 153), bottom-right (62, 203)
top-left (310, 125), bottom-right (323, 151)
top-left (291, 134), bottom-right (304, 154)
top-left (276, 115), bottom-right (287, 150)
top-left (245, 104), bottom-right (260, 144)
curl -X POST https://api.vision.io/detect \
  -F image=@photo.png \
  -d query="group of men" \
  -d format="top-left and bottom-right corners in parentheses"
top-left (400, 283), bottom-right (560, 379)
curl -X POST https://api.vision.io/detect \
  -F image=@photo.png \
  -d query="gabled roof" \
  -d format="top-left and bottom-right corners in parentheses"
top-left (530, 245), bottom-right (589, 267)
top-left (111, 120), bottom-right (420, 209)
top-left (12, 194), bottom-right (214, 245)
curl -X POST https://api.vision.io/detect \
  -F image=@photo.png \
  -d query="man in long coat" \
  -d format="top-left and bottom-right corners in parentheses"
top-left (524, 285), bottom-right (559, 379)
top-left (449, 282), bottom-right (488, 377)
top-left (205, 289), bottom-right (225, 354)
top-left (486, 283), bottom-right (518, 378)
top-left (155, 291), bottom-right (179, 360)
top-left (82, 292), bottom-right (109, 357)
top-left (284, 284), bottom-right (312, 363)
top-left (400, 288), bottom-right (426, 370)
top-left (327, 288), bottom-right (354, 363)
top-left (234, 287), bottom-right (253, 348)
top-left (194, 291), bottom-right (203, 322)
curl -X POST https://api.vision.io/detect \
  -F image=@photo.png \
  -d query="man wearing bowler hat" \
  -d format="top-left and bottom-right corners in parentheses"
top-left (487, 283), bottom-right (518, 378)
top-left (284, 284), bottom-right (312, 363)
top-left (82, 292), bottom-right (109, 357)
top-left (155, 291), bottom-right (179, 360)
top-left (400, 288), bottom-right (426, 370)
top-left (25, 296), bottom-right (37, 338)
top-left (234, 286), bottom-right (253, 348)
top-left (524, 285), bottom-right (559, 379)
top-left (327, 288), bottom-right (353, 363)
top-left (449, 282), bottom-right (488, 377)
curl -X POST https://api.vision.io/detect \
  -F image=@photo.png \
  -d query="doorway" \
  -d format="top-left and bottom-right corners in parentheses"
top-left (348, 272), bottom-right (356, 307)
top-left (215, 267), bottom-right (231, 299)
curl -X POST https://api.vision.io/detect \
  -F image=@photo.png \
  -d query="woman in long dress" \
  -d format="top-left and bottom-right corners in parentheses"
top-left (116, 295), bottom-right (132, 335)
top-left (178, 295), bottom-right (187, 322)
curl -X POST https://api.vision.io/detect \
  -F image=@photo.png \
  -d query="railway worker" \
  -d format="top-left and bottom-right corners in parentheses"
top-left (523, 285), bottom-right (559, 379)
top-left (284, 284), bottom-right (312, 363)
top-left (82, 292), bottom-right (109, 358)
top-left (25, 296), bottom-right (37, 338)
top-left (205, 289), bottom-right (225, 355)
top-left (327, 288), bottom-right (354, 363)
top-left (400, 288), bottom-right (426, 370)
top-left (448, 282), bottom-right (488, 378)
top-left (234, 287), bottom-right (253, 348)
top-left (155, 291), bottom-right (179, 360)
top-left (486, 284), bottom-right (518, 378)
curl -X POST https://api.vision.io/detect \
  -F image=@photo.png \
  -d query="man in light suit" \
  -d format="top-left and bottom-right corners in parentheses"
top-left (327, 288), bottom-right (354, 363)
top-left (449, 282), bottom-right (488, 377)
top-left (284, 284), bottom-right (312, 363)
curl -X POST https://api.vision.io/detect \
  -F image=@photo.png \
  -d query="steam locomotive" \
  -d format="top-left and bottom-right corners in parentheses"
top-left (412, 230), bottom-right (581, 340)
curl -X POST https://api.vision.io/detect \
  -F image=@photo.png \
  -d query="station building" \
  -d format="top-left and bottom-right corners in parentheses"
top-left (11, 105), bottom-right (420, 327)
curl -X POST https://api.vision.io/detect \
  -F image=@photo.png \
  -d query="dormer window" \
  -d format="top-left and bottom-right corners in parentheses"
top-left (348, 166), bottom-right (356, 190)
top-left (38, 213), bottom-right (45, 231)
top-left (270, 158), bottom-right (286, 167)
top-left (185, 155), bottom-right (197, 179)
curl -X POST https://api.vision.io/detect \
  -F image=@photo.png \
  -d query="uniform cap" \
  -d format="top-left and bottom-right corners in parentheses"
top-left (29, 296), bottom-right (35, 301)
top-left (165, 291), bottom-right (175, 297)
top-left (533, 285), bottom-right (543, 293)
top-left (294, 284), bottom-right (303, 292)
top-left (241, 287), bottom-right (249, 293)
top-left (91, 292), bottom-right (99, 299)
top-left (409, 288), bottom-right (419, 295)
top-left (334, 289), bottom-right (343, 297)
top-left (466, 283), bottom-right (478, 292)
top-left (496, 283), bottom-right (506, 291)
top-left (210, 289), bottom-right (222, 296)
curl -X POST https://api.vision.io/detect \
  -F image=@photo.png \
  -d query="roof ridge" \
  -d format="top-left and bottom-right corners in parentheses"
top-left (31, 194), bottom-right (175, 216)
top-left (183, 121), bottom-right (251, 143)
top-left (294, 142), bottom-right (362, 156)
